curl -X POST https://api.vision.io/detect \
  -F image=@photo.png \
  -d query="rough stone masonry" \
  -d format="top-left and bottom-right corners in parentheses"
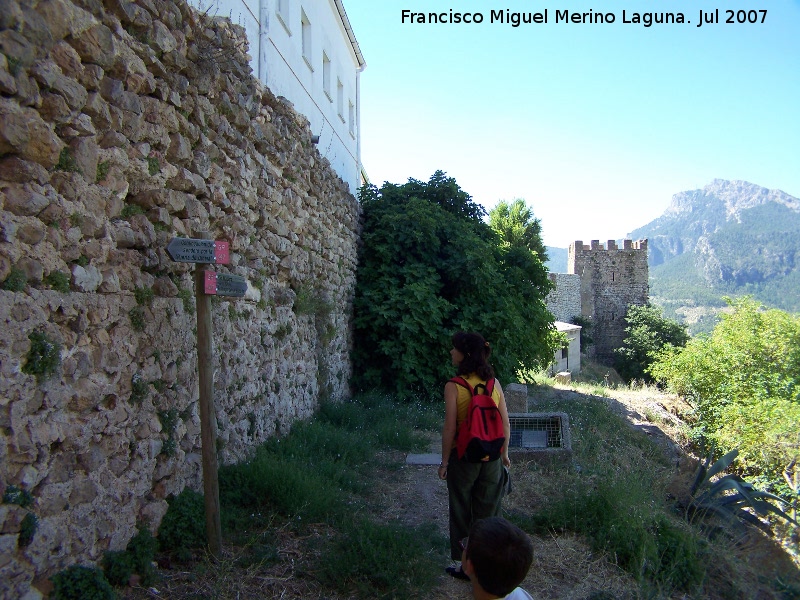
top-left (0, 0), bottom-right (362, 596)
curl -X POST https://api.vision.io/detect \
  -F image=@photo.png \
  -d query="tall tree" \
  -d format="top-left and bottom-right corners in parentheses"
top-left (352, 172), bottom-right (557, 396)
top-left (488, 198), bottom-right (547, 260)
top-left (614, 304), bottom-right (689, 383)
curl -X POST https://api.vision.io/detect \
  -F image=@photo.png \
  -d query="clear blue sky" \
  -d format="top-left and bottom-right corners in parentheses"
top-left (343, 0), bottom-right (800, 248)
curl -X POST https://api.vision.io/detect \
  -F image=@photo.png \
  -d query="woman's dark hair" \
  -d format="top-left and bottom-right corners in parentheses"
top-left (452, 331), bottom-right (494, 380)
top-left (465, 517), bottom-right (534, 597)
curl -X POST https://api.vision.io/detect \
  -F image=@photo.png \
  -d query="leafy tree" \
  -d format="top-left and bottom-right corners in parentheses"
top-left (650, 297), bottom-right (800, 487)
top-left (569, 315), bottom-right (593, 352)
top-left (613, 304), bottom-right (689, 383)
top-left (488, 198), bottom-right (547, 260)
top-left (352, 171), bottom-right (557, 396)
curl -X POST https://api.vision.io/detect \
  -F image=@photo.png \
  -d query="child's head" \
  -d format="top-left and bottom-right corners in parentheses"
top-left (463, 517), bottom-right (534, 598)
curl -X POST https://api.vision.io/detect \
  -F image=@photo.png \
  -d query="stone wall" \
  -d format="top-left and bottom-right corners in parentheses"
top-left (0, 0), bottom-right (361, 596)
top-left (544, 272), bottom-right (581, 323)
top-left (568, 240), bottom-right (648, 364)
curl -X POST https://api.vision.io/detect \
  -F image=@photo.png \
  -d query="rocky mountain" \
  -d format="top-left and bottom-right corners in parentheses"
top-left (628, 179), bottom-right (800, 331)
top-left (630, 179), bottom-right (800, 269)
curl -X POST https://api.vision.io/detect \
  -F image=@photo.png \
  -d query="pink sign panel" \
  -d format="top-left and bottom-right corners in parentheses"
top-left (214, 241), bottom-right (230, 265)
top-left (203, 271), bottom-right (217, 295)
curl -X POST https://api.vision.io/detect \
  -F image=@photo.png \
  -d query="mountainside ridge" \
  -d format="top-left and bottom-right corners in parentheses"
top-left (629, 179), bottom-right (800, 331)
top-left (630, 179), bottom-right (800, 267)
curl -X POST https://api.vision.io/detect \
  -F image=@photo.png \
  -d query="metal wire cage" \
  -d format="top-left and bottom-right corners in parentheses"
top-left (508, 413), bottom-right (572, 460)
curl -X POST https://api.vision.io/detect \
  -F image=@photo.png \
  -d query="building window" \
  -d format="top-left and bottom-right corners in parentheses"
top-left (336, 78), bottom-right (344, 121)
top-left (322, 52), bottom-right (331, 100)
top-left (301, 9), bottom-right (312, 69)
top-left (276, 0), bottom-right (290, 33)
top-left (348, 100), bottom-right (355, 136)
top-left (561, 346), bottom-right (568, 360)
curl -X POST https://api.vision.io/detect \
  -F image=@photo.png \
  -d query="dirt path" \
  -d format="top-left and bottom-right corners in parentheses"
top-left (381, 456), bottom-right (641, 600)
top-left (380, 383), bottom-right (729, 600)
top-left (376, 379), bottom-right (681, 599)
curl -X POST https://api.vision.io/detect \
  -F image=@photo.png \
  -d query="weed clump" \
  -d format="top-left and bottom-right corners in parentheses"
top-left (3, 485), bottom-right (33, 507)
top-left (2, 267), bottom-right (27, 291)
top-left (134, 286), bottom-right (154, 306)
top-left (129, 306), bottom-right (145, 331)
top-left (22, 330), bottom-right (61, 382)
top-left (130, 374), bottom-right (149, 404)
top-left (44, 271), bottom-right (71, 293)
top-left (55, 147), bottom-right (81, 173)
top-left (18, 513), bottom-right (38, 547)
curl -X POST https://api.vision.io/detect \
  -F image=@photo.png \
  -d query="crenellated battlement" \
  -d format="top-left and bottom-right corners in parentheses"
top-left (571, 239), bottom-right (648, 252)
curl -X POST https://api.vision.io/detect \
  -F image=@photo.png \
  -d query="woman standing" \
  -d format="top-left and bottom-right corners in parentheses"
top-left (438, 332), bottom-right (512, 580)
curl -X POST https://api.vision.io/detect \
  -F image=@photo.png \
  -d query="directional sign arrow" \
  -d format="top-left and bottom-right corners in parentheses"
top-left (202, 272), bottom-right (247, 297)
top-left (167, 238), bottom-right (230, 264)
top-left (216, 273), bottom-right (247, 297)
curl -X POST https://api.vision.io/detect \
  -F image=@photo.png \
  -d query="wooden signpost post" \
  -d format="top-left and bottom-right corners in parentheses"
top-left (166, 236), bottom-right (244, 558)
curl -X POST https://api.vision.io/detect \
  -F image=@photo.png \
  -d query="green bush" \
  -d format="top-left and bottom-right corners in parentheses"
top-left (50, 565), bottom-right (115, 600)
top-left (22, 330), bottom-right (61, 382)
top-left (613, 303), bottom-right (688, 383)
top-left (2, 267), bottom-right (27, 291)
top-left (126, 525), bottom-right (157, 585)
top-left (101, 525), bottom-right (157, 586)
top-left (157, 489), bottom-right (206, 560)
top-left (44, 271), bottom-right (71, 293)
top-left (3, 485), bottom-right (33, 507)
top-left (650, 297), bottom-right (800, 485)
top-left (101, 551), bottom-right (134, 587)
top-left (353, 171), bottom-right (557, 395)
top-left (18, 513), bottom-right (37, 547)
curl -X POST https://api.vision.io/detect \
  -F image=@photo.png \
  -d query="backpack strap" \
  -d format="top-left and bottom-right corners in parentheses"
top-left (449, 377), bottom-right (473, 395)
top-left (450, 377), bottom-right (495, 396)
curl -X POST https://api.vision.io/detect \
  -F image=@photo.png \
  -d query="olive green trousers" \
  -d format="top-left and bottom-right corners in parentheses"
top-left (446, 454), bottom-right (504, 560)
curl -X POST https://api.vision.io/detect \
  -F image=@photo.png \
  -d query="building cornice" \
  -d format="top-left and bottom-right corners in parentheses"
top-left (333, 0), bottom-right (366, 69)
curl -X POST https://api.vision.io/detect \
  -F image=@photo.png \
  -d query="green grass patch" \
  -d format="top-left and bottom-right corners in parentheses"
top-left (314, 517), bottom-right (446, 599)
top-left (157, 393), bottom-right (443, 596)
top-left (121, 203), bottom-right (145, 219)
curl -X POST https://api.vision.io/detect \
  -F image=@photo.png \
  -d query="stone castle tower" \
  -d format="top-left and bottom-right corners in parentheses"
top-left (568, 239), bottom-right (649, 364)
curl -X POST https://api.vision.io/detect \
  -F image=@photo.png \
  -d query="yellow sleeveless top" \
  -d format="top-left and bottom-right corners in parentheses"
top-left (453, 373), bottom-right (501, 426)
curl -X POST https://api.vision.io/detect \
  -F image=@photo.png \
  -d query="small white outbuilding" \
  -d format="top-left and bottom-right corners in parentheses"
top-left (551, 321), bottom-right (581, 375)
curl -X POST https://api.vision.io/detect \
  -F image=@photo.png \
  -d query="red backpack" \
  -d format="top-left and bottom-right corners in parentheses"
top-left (452, 377), bottom-right (505, 462)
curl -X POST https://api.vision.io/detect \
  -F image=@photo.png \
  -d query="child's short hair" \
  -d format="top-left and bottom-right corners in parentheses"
top-left (465, 517), bottom-right (534, 597)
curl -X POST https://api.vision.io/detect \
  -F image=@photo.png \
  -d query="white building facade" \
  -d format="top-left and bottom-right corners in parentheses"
top-left (188, 0), bottom-right (366, 194)
top-left (551, 321), bottom-right (581, 376)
